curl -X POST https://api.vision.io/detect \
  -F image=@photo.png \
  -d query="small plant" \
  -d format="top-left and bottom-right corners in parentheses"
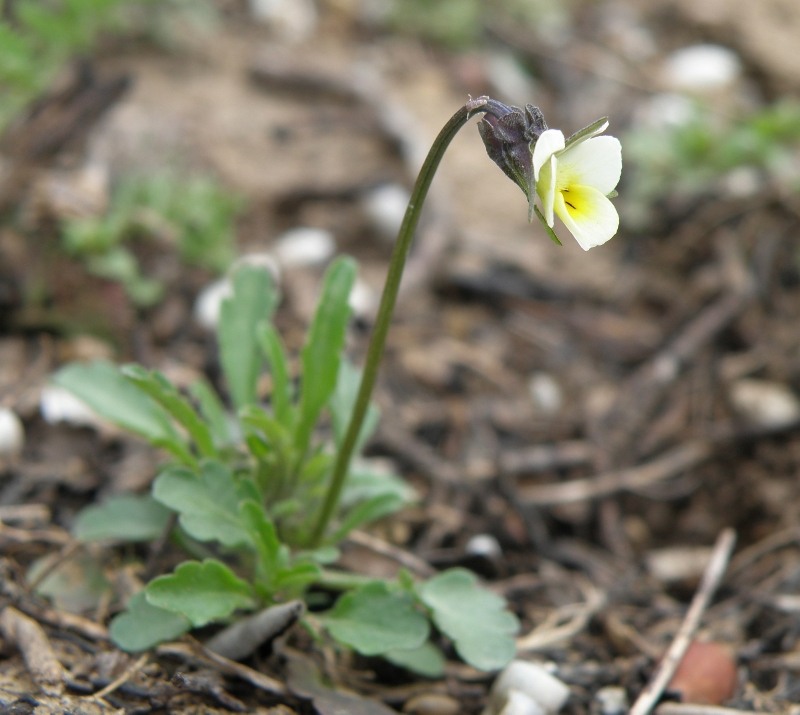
top-left (62, 173), bottom-right (242, 306)
top-left (624, 99), bottom-right (800, 223)
top-left (55, 96), bottom-right (620, 676)
top-left (0, 0), bottom-right (134, 128)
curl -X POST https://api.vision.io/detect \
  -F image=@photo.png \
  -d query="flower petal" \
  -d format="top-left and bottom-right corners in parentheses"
top-left (532, 129), bottom-right (565, 181)
top-left (536, 154), bottom-right (557, 226)
top-left (557, 136), bottom-right (622, 196)
top-left (553, 184), bottom-right (619, 250)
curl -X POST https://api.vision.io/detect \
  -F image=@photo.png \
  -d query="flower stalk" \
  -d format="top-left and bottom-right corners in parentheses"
top-left (308, 96), bottom-right (491, 547)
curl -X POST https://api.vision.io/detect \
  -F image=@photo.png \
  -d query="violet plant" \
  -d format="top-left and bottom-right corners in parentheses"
top-left (54, 96), bottom-right (621, 675)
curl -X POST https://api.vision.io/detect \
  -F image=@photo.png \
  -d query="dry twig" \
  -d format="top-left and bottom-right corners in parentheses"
top-left (629, 528), bottom-right (737, 715)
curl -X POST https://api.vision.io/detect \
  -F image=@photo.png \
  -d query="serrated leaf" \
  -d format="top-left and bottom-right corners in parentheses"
top-left (219, 264), bottom-right (279, 410)
top-left (145, 559), bottom-right (255, 628)
top-left (152, 461), bottom-right (250, 547)
top-left (295, 257), bottom-right (357, 455)
top-left (122, 365), bottom-right (216, 458)
top-left (52, 361), bottom-right (189, 460)
top-left (384, 640), bottom-right (446, 678)
top-left (325, 581), bottom-right (428, 656)
top-left (419, 568), bottom-right (518, 671)
top-left (73, 493), bottom-right (172, 542)
top-left (110, 591), bottom-right (191, 652)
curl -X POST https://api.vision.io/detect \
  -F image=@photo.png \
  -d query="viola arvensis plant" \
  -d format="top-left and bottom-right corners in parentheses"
top-left (478, 100), bottom-right (622, 250)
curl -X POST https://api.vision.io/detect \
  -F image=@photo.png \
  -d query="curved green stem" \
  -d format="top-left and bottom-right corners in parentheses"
top-left (308, 96), bottom-right (490, 547)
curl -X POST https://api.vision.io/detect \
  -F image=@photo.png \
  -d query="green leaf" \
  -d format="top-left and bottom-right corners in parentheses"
top-left (328, 359), bottom-right (379, 453)
top-left (329, 493), bottom-right (406, 544)
top-left (418, 568), bottom-right (518, 671)
top-left (239, 500), bottom-right (283, 590)
top-left (152, 461), bottom-right (250, 547)
top-left (121, 365), bottom-right (216, 458)
top-left (219, 264), bottom-right (279, 410)
top-left (189, 378), bottom-right (234, 448)
top-left (295, 257), bottom-right (357, 455)
top-left (110, 591), bottom-right (191, 652)
top-left (533, 205), bottom-right (563, 247)
top-left (257, 323), bottom-right (295, 427)
top-left (325, 581), bottom-right (428, 656)
top-left (384, 640), bottom-right (446, 678)
top-left (145, 559), bottom-right (255, 628)
top-left (73, 494), bottom-right (172, 542)
top-left (52, 361), bottom-right (190, 461)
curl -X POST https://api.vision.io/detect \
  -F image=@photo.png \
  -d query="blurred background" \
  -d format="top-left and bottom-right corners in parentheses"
top-left (2, 0), bottom-right (800, 710)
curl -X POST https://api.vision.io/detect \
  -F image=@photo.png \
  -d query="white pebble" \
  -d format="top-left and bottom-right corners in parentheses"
top-left (528, 373), bottom-right (563, 414)
top-left (661, 44), bottom-right (742, 92)
top-left (193, 277), bottom-right (232, 331)
top-left (248, 0), bottom-right (317, 41)
top-left (487, 661), bottom-right (570, 715)
top-left (0, 407), bottom-right (24, 457)
top-left (595, 686), bottom-right (628, 715)
top-left (730, 379), bottom-right (800, 428)
top-left (273, 227), bottom-right (336, 268)
top-left (361, 184), bottom-right (410, 241)
top-left (348, 277), bottom-right (376, 320)
top-left (497, 690), bottom-right (546, 715)
top-left (466, 533), bottom-right (502, 560)
top-left (40, 385), bottom-right (103, 429)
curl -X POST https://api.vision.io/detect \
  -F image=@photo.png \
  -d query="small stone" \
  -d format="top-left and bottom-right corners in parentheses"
top-left (729, 378), bottom-right (800, 428)
top-left (661, 44), bottom-right (742, 92)
top-left (361, 183), bottom-right (410, 242)
top-left (466, 533), bottom-right (502, 560)
top-left (487, 661), bottom-right (570, 715)
top-left (273, 227), bottom-right (335, 267)
top-left (39, 385), bottom-right (102, 429)
top-left (348, 277), bottom-right (376, 320)
top-left (595, 686), bottom-right (628, 715)
top-left (667, 641), bottom-right (738, 705)
top-left (404, 693), bottom-right (460, 715)
top-left (0, 407), bottom-right (24, 458)
top-left (528, 372), bottom-right (562, 414)
top-left (193, 277), bottom-right (232, 331)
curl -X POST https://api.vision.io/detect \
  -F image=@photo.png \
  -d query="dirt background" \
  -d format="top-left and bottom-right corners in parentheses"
top-left (2, 0), bottom-right (800, 713)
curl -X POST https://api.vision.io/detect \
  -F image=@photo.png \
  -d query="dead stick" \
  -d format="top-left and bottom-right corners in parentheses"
top-left (629, 528), bottom-right (737, 715)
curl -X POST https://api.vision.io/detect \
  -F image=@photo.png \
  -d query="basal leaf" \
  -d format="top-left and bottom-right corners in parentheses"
top-left (219, 264), bottom-right (278, 411)
top-left (189, 378), bottom-right (235, 448)
top-left (257, 323), bottom-right (295, 427)
top-left (52, 361), bottom-right (188, 459)
top-left (384, 640), bottom-right (446, 678)
top-left (329, 493), bottom-right (406, 544)
top-left (73, 493), bottom-right (172, 542)
top-left (110, 591), bottom-right (191, 652)
top-left (295, 257), bottom-right (357, 455)
top-left (121, 365), bottom-right (216, 458)
top-left (145, 559), bottom-right (255, 628)
top-left (325, 581), bottom-right (428, 656)
top-left (418, 568), bottom-right (518, 671)
top-left (239, 499), bottom-right (283, 590)
top-left (152, 461), bottom-right (250, 547)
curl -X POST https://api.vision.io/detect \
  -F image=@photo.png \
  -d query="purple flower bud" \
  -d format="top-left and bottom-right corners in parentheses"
top-left (477, 100), bottom-right (548, 203)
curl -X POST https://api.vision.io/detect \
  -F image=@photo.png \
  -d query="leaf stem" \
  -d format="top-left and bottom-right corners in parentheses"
top-left (308, 96), bottom-right (490, 547)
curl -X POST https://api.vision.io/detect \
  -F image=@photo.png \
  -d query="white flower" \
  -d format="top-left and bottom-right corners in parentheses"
top-left (532, 119), bottom-right (622, 250)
